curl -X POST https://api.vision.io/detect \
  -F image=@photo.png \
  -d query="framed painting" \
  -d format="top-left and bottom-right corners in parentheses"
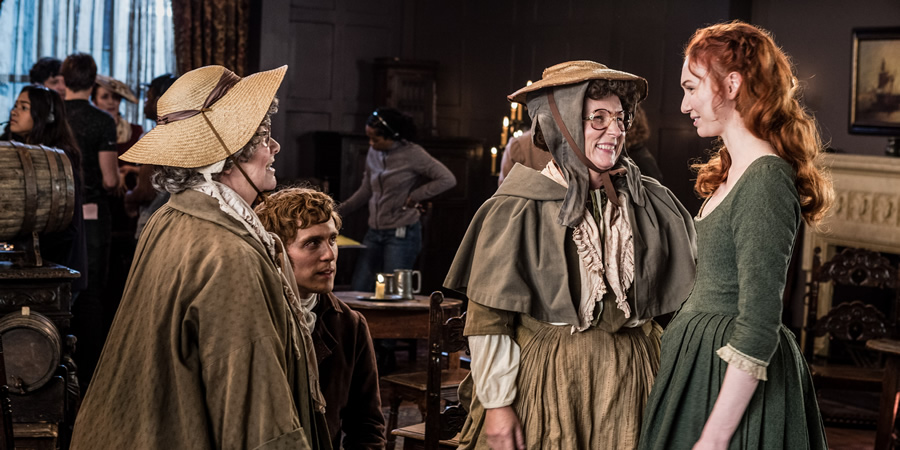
top-left (850, 27), bottom-right (900, 135)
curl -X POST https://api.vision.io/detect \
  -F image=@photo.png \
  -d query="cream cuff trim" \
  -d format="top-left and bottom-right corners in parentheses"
top-left (716, 344), bottom-right (768, 381)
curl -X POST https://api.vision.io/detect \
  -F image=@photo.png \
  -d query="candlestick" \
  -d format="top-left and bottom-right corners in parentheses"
top-left (374, 273), bottom-right (386, 299)
top-left (517, 103), bottom-right (523, 121)
top-left (491, 147), bottom-right (498, 174)
top-left (501, 117), bottom-right (510, 147)
top-left (510, 102), bottom-right (518, 125)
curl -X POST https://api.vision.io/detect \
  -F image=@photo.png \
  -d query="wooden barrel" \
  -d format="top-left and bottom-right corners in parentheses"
top-left (0, 141), bottom-right (75, 241)
top-left (0, 308), bottom-right (61, 394)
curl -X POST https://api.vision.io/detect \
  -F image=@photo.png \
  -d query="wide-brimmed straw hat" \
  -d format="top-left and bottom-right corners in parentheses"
top-left (95, 74), bottom-right (138, 104)
top-left (120, 65), bottom-right (286, 168)
top-left (508, 60), bottom-right (648, 104)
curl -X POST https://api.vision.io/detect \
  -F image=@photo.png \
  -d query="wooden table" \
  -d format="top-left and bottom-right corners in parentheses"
top-left (333, 291), bottom-right (463, 340)
top-left (866, 338), bottom-right (900, 450)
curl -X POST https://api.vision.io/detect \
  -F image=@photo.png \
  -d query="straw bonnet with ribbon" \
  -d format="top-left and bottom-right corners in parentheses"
top-left (121, 65), bottom-right (286, 170)
top-left (121, 63), bottom-right (332, 413)
top-left (508, 60), bottom-right (647, 228)
top-left (95, 74), bottom-right (139, 104)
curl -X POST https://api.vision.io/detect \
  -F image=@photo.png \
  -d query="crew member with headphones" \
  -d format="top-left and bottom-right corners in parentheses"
top-left (339, 107), bottom-right (456, 294)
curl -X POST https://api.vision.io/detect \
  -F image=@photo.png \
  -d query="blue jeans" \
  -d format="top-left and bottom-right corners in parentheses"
top-left (351, 222), bottom-right (422, 292)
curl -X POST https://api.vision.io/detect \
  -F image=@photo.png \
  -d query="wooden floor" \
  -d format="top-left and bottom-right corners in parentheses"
top-left (826, 427), bottom-right (876, 449)
top-left (379, 342), bottom-right (882, 450)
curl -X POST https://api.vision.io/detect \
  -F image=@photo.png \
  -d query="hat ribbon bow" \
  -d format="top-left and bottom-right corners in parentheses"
top-left (156, 70), bottom-right (241, 126)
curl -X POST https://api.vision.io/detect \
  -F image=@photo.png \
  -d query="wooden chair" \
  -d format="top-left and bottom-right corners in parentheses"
top-left (866, 338), bottom-right (900, 450)
top-left (805, 246), bottom-right (900, 426)
top-left (388, 291), bottom-right (468, 450)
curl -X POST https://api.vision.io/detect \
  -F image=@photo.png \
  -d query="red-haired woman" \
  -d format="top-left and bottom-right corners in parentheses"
top-left (639, 21), bottom-right (832, 450)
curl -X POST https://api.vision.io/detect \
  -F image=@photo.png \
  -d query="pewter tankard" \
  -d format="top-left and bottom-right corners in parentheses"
top-left (394, 269), bottom-right (422, 299)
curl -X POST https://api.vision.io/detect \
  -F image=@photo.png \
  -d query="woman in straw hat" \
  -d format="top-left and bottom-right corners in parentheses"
top-left (444, 61), bottom-right (697, 449)
top-left (639, 21), bottom-right (830, 450)
top-left (70, 65), bottom-right (331, 450)
top-left (92, 74), bottom-right (143, 156)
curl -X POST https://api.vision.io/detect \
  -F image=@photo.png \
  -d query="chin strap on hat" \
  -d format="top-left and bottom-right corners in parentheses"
top-left (198, 111), bottom-right (268, 205)
top-left (547, 90), bottom-right (625, 208)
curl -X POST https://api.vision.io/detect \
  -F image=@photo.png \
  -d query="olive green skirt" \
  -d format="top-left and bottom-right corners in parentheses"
top-left (458, 314), bottom-right (662, 450)
top-left (639, 311), bottom-right (828, 450)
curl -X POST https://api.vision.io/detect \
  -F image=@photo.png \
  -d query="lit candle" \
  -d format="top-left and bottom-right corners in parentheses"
top-left (510, 102), bottom-right (518, 124)
top-left (501, 117), bottom-right (510, 147)
top-left (517, 103), bottom-right (523, 121)
top-left (375, 273), bottom-right (385, 299)
top-left (491, 147), bottom-right (498, 174)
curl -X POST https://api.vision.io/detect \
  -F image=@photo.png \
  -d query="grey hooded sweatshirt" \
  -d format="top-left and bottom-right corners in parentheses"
top-left (340, 140), bottom-right (456, 230)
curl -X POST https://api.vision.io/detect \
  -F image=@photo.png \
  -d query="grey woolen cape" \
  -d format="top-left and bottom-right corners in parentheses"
top-left (445, 91), bottom-right (697, 321)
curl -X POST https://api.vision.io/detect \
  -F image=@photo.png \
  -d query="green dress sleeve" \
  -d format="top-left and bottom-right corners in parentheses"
top-left (719, 159), bottom-right (802, 380)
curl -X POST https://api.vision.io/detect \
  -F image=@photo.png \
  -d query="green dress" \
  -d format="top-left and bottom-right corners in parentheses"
top-left (639, 156), bottom-right (827, 449)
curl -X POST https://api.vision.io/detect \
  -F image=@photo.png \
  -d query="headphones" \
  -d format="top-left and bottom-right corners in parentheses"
top-left (371, 110), bottom-right (400, 140)
top-left (31, 84), bottom-right (55, 123)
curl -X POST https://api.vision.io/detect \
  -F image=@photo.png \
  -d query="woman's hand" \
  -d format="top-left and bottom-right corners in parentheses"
top-left (692, 364), bottom-right (759, 450)
top-left (484, 406), bottom-right (525, 450)
top-left (403, 196), bottom-right (427, 214)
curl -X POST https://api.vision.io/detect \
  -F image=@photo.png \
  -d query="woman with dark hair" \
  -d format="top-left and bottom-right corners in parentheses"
top-left (340, 107), bottom-right (456, 292)
top-left (3, 84), bottom-right (80, 154)
top-left (2, 84), bottom-right (87, 294)
top-left (445, 61), bottom-right (697, 449)
top-left (639, 21), bottom-right (832, 450)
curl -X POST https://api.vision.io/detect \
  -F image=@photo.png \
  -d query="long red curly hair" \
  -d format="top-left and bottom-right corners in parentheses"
top-left (687, 21), bottom-right (833, 225)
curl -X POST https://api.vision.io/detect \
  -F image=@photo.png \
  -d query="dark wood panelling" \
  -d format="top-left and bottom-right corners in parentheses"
top-left (340, 25), bottom-right (395, 104)
top-left (657, 126), bottom-right (714, 215)
top-left (264, 0), bottom-right (900, 212)
top-left (289, 21), bottom-right (335, 100)
top-left (294, 0), bottom-right (335, 10)
top-left (283, 111), bottom-right (332, 179)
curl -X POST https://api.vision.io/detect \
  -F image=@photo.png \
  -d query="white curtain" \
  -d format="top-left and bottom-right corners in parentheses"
top-left (0, 0), bottom-right (175, 130)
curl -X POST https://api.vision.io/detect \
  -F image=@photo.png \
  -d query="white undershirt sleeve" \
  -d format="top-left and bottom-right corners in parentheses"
top-left (468, 334), bottom-right (521, 409)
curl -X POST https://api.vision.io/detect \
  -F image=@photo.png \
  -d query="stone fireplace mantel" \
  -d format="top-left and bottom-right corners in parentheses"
top-left (802, 153), bottom-right (900, 353)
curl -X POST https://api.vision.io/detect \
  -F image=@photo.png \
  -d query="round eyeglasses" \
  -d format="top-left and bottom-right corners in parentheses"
top-left (583, 108), bottom-right (633, 132)
top-left (255, 128), bottom-right (271, 148)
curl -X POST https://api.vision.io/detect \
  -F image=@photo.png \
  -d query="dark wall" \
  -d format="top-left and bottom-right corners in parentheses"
top-left (752, 0), bottom-right (900, 156)
top-left (257, 0), bottom-right (899, 214)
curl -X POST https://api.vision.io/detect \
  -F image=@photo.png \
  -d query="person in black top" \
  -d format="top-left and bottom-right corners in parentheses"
top-left (61, 52), bottom-right (119, 392)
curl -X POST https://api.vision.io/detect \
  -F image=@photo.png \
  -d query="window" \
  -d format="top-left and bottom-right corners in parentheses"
top-left (0, 0), bottom-right (175, 131)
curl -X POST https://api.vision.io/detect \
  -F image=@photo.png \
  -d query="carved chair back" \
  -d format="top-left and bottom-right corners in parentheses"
top-left (424, 291), bottom-right (468, 450)
top-left (805, 246), bottom-right (900, 366)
